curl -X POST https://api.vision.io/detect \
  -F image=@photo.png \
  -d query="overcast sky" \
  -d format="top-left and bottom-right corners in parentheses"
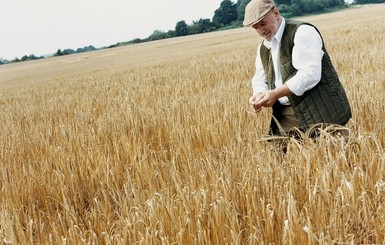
top-left (0, 0), bottom-right (223, 60)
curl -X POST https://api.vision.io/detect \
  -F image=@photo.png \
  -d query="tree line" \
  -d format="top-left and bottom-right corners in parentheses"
top-left (1, 0), bottom-right (384, 65)
top-left (0, 45), bottom-right (97, 65)
top-left (110, 0), bottom-right (352, 46)
top-left (54, 45), bottom-right (97, 56)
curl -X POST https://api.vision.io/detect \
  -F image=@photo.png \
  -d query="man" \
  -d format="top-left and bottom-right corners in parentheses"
top-left (244, 0), bottom-right (351, 142)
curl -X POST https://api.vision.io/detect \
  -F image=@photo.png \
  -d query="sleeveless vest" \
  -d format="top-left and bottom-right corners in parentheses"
top-left (260, 19), bottom-right (352, 132)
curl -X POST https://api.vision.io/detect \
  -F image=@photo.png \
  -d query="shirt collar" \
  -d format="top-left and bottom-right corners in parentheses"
top-left (263, 17), bottom-right (286, 49)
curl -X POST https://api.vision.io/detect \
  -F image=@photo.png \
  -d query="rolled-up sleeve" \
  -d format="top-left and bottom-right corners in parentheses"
top-left (286, 25), bottom-right (324, 96)
top-left (251, 44), bottom-right (269, 96)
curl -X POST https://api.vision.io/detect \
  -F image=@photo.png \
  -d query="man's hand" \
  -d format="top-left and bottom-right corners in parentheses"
top-left (255, 90), bottom-right (279, 108)
top-left (249, 92), bottom-right (265, 113)
top-left (250, 85), bottom-right (293, 113)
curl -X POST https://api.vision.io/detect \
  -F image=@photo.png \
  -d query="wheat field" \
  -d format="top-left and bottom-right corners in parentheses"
top-left (0, 4), bottom-right (384, 244)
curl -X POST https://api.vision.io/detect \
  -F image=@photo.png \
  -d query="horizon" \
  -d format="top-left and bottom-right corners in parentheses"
top-left (0, 0), bottom-right (223, 61)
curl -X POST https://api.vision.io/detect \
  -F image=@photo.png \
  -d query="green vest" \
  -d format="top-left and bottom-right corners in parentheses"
top-left (260, 19), bottom-right (352, 132)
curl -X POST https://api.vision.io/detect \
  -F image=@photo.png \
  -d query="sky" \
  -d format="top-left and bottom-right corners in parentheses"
top-left (0, 0), bottom-right (223, 60)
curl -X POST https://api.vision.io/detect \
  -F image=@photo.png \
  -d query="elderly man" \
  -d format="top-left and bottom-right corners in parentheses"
top-left (244, 0), bottom-right (351, 144)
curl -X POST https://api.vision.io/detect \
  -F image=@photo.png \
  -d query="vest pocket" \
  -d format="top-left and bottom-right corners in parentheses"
top-left (281, 60), bottom-right (296, 80)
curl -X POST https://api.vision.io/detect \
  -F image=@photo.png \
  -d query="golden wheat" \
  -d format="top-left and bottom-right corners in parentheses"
top-left (0, 4), bottom-right (384, 244)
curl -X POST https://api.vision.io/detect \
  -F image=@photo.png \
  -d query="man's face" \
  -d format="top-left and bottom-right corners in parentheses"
top-left (251, 8), bottom-right (281, 41)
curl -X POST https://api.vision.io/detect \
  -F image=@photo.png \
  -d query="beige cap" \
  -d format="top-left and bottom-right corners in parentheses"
top-left (243, 0), bottom-right (276, 27)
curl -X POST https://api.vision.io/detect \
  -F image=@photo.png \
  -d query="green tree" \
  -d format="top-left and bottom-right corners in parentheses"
top-left (236, 0), bottom-right (251, 21)
top-left (166, 30), bottom-right (176, 38)
top-left (213, 0), bottom-right (238, 26)
top-left (275, 0), bottom-right (292, 4)
top-left (175, 20), bottom-right (189, 36)
top-left (55, 49), bottom-right (63, 56)
top-left (278, 4), bottom-right (293, 17)
top-left (354, 0), bottom-right (384, 3)
top-left (62, 49), bottom-right (75, 55)
top-left (189, 18), bottom-right (217, 34)
top-left (329, 0), bottom-right (346, 6)
top-left (10, 58), bottom-right (20, 63)
top-left (21, 55), bottom-right (29, 61)
top-left (131, 38), bottom-right (143, 44)
top-left (289, 3), bottom-right (302, 15)
top-left (148, 30), bottom-right (168, 41)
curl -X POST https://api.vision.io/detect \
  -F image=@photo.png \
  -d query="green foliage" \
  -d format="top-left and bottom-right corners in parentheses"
top-left (148, 30), bottom-right (175, 41)
top-left (278, 4), bottom-right (293, 17)
top-left (188, 18), bottom-right (218, 35)
top-left (148, 30), bottom-right (167, 41)
top-left (7, 0), bottom-right (371, 65)
top-left (288, 0), bottom-right (348, 16)
top-left (236, 0), bottom-right (251, 21)
top-left (213, 0), bottom-right (238, 26)
top-left (354, 0), bottom-right (385, 3)
top-left (175, 21), bottom-right (189, 36)
top-left (54, 48), bottom-right (73, 56)
top-left (276, 0), bottom-right (292, 4)
top-left (63, 49), bottom-right (76, 55)
top-left (130, 38), bottom-right (143, 44)
top-left (11, 54), bottom-right (42, 63)
top-left (301, 0), bottom-right (325, 12)
top-left (54, 46), bottom-right (96, 56)
top-left (76, 45), bottom-right (96, 53)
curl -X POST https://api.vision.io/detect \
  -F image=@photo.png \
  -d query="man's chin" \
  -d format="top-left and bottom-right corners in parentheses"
top-left (263, 35), bottom-right (273, 41)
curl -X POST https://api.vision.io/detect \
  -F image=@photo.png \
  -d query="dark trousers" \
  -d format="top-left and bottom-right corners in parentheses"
top-left (270, 103), bottom-right (349, 153)
top-left (272, 104), bottom-right (301, 136)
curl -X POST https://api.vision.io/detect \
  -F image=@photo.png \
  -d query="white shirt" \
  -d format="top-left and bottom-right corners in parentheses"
top-left (251, 18), bottom-right (324, 105)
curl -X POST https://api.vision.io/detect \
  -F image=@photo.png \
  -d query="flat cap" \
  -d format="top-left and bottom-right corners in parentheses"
top-left (243, 0), bottom-right (276, 27)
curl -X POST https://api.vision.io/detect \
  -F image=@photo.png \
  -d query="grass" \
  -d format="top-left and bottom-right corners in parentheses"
top-left (0, 3), bottom-right (384, 244)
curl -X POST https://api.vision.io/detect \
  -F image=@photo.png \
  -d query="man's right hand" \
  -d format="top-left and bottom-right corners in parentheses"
top-left (249, 93), bottom-right (264, 113)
